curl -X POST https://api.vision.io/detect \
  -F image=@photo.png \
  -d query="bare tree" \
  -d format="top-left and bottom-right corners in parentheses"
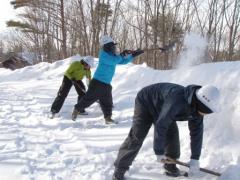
top-left (225, 0), bottom-right (240, 60)
top-left (60, 0), bottom-right (67, 58)
top-left (4, 0), bottom-right (240, 67)
top-left (8, 0), bottom-right (68, 60)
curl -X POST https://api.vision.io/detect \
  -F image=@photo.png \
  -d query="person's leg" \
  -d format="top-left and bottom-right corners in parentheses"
top-left (73, 80), bottom-right (86, 103)
top-left (165, 122), bottom-right (180, 159)
top-left (111, 87), bottom-right (114, 108)
top-left (113, 98), bottom-right (152, 176)
top-left (98, 84), bottom-right (113, 122)
top-left (51, 76), bottom-right (72, 113)
top-left (72, 79), bottom-right (101, 120)
top-left (164, 122), bottom-right (181, 177)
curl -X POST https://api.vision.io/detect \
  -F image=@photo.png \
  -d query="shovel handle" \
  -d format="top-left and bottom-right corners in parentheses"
top-left (167, 158), bottom-right (221, 177)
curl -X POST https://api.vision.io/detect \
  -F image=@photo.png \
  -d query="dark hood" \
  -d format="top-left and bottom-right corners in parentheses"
top-left (184, 85), bottom-right (201, 105)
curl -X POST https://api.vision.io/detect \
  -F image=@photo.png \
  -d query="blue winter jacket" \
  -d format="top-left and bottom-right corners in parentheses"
top-left (93, 50), bottom-right (134, 84)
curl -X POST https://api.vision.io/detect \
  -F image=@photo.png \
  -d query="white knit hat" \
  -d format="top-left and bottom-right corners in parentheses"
top-left (196, 85), bottom-right (220, 112)
top-left (100, 35), bottom-right (115, 46)
top-left (82, 56), bottom-right (94, 68)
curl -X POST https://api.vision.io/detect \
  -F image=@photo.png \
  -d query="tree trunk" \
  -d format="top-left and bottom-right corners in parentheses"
top-left (60, 0), bottom-right (67, 58)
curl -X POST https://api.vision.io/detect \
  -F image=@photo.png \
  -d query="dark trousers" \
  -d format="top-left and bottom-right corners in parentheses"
top-left (74, 78), bottom-right (113, 118)
top-left (51, 76), bottom-right (86, 113)
top-left (114, 97), bottom-right (180, 170)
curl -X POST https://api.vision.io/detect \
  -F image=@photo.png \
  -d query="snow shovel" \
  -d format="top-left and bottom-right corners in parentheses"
top-left (166, 157), bottom-right (221, 177)
top-left (121, 40), bottom-right (177, 57)
top-left (143, 40), bottom-right (178, 53)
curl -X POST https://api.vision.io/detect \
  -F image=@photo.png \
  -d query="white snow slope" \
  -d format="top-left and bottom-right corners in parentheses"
top-left (0, 55), bottom-right (240, 180)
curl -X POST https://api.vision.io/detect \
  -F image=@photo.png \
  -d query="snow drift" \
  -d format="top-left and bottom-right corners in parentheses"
top-left (0, 54), bottom-right (240, 180)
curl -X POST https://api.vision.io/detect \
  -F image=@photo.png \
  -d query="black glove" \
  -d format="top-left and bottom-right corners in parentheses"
top-left (132, 49), bottom-right (144, 57)
top-left (120, 49), bottom-right (133, 57)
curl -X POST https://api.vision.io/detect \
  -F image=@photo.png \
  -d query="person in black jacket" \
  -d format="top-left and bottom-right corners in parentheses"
top-left (112, 83), bottom-right (220, 180)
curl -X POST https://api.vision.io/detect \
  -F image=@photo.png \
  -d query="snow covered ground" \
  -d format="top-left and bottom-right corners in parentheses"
top-left (1, 53), bottom-right (240, 180)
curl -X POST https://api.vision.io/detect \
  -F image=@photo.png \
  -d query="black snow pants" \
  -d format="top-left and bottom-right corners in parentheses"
top-left (114, 96), bottom-right (180, 171)
top-left (74, 78), bottom-right (113, 118)
top-left (51, 76), bottom-right (86, 113)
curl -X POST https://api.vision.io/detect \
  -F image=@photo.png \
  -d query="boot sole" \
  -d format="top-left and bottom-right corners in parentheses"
top-left (165, 171), bottom-right (188, 177)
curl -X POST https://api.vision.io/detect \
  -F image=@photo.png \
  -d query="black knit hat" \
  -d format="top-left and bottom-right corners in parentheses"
top-left (103, 42), bottom-right (117, 54)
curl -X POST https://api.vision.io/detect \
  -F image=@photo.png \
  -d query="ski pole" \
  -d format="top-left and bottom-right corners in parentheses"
top-left (167, 158), bottom-right (221, 177)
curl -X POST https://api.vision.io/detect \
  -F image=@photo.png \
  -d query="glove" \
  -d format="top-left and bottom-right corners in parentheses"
top-left (120, 49), bottom-right (133, 57)
top-left (156, 155), bottom-right (167, 163)
top-left (188, 159), bottom-right (200, 177)
top-left (132, 49), bottom-right (144, 57)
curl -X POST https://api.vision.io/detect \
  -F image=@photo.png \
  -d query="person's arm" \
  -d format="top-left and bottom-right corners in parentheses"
top-left (99, 50), bottom-right (134, 65)
top-left (118, 49), bottom-right (144, 64)
top-left (86, 69), bottom-right (91, 87)
top-left (99, 50), bottom-right (121, 65)
top-left (188, 117), bottom-right (203, 160)
top-left (117, 54), bottom-right (134, 65)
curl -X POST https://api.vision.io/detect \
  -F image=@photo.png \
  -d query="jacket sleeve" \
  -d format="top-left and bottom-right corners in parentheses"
top-left (188, 117), bottom-right (203, 160)
top-left (86, 69), bottom-right (91, 80)
top-left (86, 70), bottom-right (91, 87)
top-left (99, 50), bottom-right (134, 65)
top-left (117, 54), bottom-right (134, 65)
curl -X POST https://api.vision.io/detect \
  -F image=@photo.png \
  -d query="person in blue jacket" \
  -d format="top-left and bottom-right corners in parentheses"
top-left (72, 35), bottom-right (144, 123)
top-left (112, 83), bottom-right (220, 180)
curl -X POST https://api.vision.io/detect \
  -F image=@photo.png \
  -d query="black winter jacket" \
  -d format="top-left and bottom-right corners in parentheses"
top-left (137, 83), bottom-right (203, 160)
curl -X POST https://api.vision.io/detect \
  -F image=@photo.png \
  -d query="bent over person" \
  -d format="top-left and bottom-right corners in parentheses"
top-left (50, 56), bottom-right (94, 118)
top-left (112, 83), bottom-right (220, 180)
top-left (71, 35), bottom-right (144, 123)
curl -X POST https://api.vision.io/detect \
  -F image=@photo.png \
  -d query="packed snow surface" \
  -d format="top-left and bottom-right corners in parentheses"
top-left (0, 54), bottom-right (240, 180)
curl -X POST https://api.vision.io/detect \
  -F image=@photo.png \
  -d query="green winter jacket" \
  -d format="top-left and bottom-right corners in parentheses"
top-left (64, 61), bottom-right (91, 81)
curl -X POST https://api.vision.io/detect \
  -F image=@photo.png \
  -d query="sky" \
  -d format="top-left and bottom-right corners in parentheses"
top-left (0, 0), bottom-right (17, 33)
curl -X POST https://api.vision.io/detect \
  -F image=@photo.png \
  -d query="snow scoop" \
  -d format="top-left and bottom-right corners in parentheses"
top-left (142, 40), bottom-right (177, 53)
top-left (166, 157), bottom-right (221, 177)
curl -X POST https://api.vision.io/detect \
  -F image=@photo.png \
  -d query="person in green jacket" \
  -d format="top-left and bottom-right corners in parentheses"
top-left (50, 56), bottom-right (94, 118)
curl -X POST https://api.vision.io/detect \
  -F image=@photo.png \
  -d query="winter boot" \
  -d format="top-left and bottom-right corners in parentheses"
top-left (79, 109), bottom-right (88, 115)
top-left (50, 112), bottom-right (56, 119)
top-left (105, 116), bottom-right (116, 124)
top-left (49, 110), bottom-right (57, 119)
top-left (112, 168), bottom-right (126, 180)
top-left (164, 163), bottom-right (181, 177)
top-left (72, 109), bottom-right (79, 121)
